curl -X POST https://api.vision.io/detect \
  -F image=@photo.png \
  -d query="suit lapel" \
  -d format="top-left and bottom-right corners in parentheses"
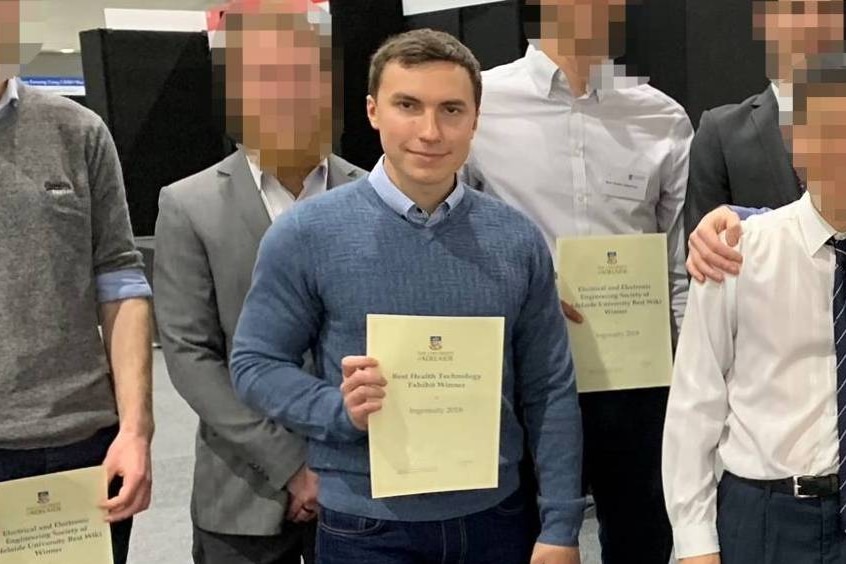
top-left (218, 149), bottom-right (271, 246)
top-left (327, 154), bottom-right (364, 189)
top-left (750, 87), bottom-right (802, 201)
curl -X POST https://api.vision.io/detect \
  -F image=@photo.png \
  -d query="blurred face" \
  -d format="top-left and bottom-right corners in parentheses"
top-left (0, 0), bottom-right (20, 66)
top-left (366, 60), bottom-right (478, 195)
top-left (226, 15), bottom-right (331, 165)
top-left (757, 0), bottom-right (844, 75)
top-left (536, 0), bottom-right (628, 57)
top-left (794, 94), bottom-right (846, 222)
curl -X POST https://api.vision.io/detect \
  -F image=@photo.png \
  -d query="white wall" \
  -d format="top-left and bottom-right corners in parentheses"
top-left (39, 0), bottom-right (217, 52)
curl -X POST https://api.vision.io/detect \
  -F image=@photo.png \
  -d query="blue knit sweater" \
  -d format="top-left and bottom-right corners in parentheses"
top-left (231, 177), bottom-right (585, 546)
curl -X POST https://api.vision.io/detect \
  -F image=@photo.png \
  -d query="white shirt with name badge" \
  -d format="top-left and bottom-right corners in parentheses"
top-left (463, 45), bottom-right (693, 335)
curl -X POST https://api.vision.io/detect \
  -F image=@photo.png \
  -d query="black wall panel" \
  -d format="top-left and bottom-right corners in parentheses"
top-left (405, 9), bottom-right (461, 39)
top-left (405, 2), bottom-right (521, 71)
top-left (462, 1), bottom-right (525, 71)
top-left (80, 29), bottom-right (227, 236)
top-left (685, 0), bottom-right (768, 127)
top-left (619, 0), bottom-right (688, 111)
top-left (330, 0), bottom-right (404, 171)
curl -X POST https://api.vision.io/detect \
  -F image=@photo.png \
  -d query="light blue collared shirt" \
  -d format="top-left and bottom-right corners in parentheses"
top-left (368, 156), bottom-right (465, 227)
top-left (731, 205), bottom-right (771, 221)
top-left (97, 269), bottom-right (152, 303)
top-left (0, 77), bottom-right (20, 118)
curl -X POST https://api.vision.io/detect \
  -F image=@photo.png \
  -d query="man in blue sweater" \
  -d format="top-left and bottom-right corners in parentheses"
top-left (231, 28), bottom-right (584, 564)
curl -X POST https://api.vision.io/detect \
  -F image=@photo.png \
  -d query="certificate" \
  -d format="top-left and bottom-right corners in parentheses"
top-left (0, 466), bottom-right (113, 564)
top-left (557, 233), bottom-right (673, 393)
top-left (367, 315), bottom-right (505, 499)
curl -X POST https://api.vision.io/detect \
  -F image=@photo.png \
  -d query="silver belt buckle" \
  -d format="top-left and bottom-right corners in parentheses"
top-left (793, 476), bottom-right (816, 499)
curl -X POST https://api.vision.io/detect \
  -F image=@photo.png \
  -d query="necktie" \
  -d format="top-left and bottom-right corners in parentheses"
top-left (830, 237), bottom-right (846, 528)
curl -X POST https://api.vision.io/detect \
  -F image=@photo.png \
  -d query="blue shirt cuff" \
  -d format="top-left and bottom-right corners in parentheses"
top-left (96, 269), bottom-right (152, 303)
top-left (729, 205), bottom-right (771, 221)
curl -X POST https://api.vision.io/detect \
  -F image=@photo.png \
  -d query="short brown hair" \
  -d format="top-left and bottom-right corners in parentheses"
top-left (368, 28), bottom-right (482, 110)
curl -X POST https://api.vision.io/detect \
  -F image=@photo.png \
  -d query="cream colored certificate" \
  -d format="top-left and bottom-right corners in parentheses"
top-left (0, 466), bottom-right (113, 564)
top-left (557, 233), bottom-right (672, 393)
top-left (367, 315), bottom-right (505, 499)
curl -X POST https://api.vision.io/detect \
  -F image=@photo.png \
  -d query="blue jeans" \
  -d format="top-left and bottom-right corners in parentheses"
top-left (316, 488), bottom-right (534, 564)
top-left (0, 425), bottom-right (132, 564)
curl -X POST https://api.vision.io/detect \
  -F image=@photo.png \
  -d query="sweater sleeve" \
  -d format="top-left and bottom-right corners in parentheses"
top-left (230, 210), bottom-right (367, 444)
top-left (513, 230), bottom-right (586, 547)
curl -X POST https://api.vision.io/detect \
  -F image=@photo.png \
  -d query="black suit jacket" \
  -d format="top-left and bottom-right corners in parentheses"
top-left (684, 86), bottom-right (803, 237)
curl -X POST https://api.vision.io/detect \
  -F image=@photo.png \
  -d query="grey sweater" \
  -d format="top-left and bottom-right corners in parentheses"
top-left (0, 84), bottom-right (143, 449)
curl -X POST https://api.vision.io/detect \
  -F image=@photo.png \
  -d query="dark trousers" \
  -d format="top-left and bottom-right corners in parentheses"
top-left (718, 472), bottom-right (846, 564)
top-left (580, 387), bottom-right (673, 564)
top-left (193, 522), bottom-right (316, 564)
top-left (315, 489), bottom-right (534, 564)
top-left (0, 425), bottom-right (132, 564)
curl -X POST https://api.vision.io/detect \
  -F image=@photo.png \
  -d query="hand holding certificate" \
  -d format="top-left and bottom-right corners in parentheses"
top-left (0, 466), bottom-right (113, 564)
top-left (557, 233), bottom-right (673, 393)
top-left (366, 315), bottom-right (505, 499)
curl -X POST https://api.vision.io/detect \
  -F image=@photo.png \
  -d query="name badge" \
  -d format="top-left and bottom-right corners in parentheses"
top-left (601, 167), bottom-right (649, 201)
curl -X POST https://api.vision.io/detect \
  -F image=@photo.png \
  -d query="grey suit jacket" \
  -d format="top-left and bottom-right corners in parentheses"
top-left (684, 86), bottom-right (802, 239)
top-left (154, 149), bottom-right (365, 535)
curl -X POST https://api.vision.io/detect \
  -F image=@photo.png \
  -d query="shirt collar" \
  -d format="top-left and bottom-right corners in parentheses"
top-left (525, 43), bottom-right (618, 102)
top-left (797, 191), bottom-right (843, 256)
top-left (240, 145), bottom-right (328, 196)
top-left (0, 77), bottom-right (20, 112)
top-left (770, 80), bottom-right (793, 117)
top-left (368, 155), bottom-right (465, 220)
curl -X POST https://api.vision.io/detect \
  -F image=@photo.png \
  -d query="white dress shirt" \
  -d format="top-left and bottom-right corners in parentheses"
top-left (664, 192), bottom-right (841, 559)
top-left (464, 44), bottom-right (693, 334)
top-left (244, 149), bottom-right (328, 220)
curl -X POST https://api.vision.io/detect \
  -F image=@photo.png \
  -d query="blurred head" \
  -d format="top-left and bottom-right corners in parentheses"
top-left (212, 0), bottom-right (332, 167)
top-left (366, 29), bottom-right (481, 195)
top-left (753, 0), bottom-right (844, 80)
top-left (792, 58), bottom-right (846, 224)
top-left (523, 0), bottom-right (629, 58)
top-left (0, 0), bottom-right (42, 80)
top-left (0, 0), bottom-right (19, 65)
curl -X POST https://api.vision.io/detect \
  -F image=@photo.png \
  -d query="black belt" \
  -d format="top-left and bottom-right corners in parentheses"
top-left (727, 471), bottom-right (839, 499)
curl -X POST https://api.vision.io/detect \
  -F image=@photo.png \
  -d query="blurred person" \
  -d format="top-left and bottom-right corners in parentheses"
top-left (153, 1), bottom-right (364, 563)
top-left (665, 58), bottom-right (846, 564)
top-left (463, 1), bottom-right (692, 562)
top-left (0, 1), bottom-right (154, 564)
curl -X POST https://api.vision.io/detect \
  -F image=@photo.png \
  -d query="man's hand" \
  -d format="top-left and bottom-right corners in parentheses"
top-left (680, 553), bottom-right (721, 564)
top-left (560, 301), bottom-right (584, 324)
top-left (286, 465), bottom-right (319, 523)
top-left (530, 543), bottom-right (580, 564)
top-left (100, 431), bottom-right (152, 523)
top-left (687, 205), bottom-right (743, 283)
top-left (340, 356), bottom-right (386, 431)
